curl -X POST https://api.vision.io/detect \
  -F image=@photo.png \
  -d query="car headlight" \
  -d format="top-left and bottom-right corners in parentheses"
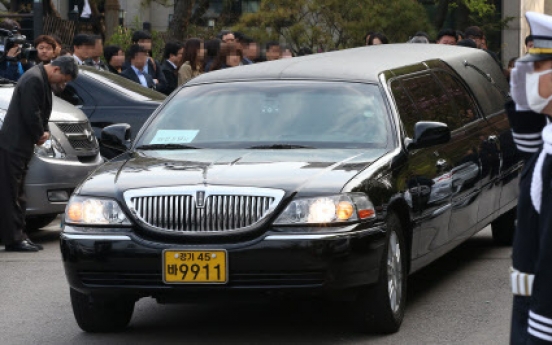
top-left (273, 193), bottom-right (376, 225)
top-left (34, 134), bottom-right (66, 159)
top-left (65, 196), bottom-right (131, 226)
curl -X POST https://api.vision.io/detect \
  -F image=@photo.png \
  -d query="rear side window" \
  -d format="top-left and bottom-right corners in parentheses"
top-left (390, 71), bottom-right (479, 137)
top-left (402, 74), bottom-right (455, 125)
top-left (433, 71), bottom-right (479, 129)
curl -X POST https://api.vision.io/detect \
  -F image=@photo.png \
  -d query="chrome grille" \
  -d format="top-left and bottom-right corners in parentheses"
top-left (56, 122), bottom-right (97, 150)
top-left (57, 123), bottom-right (88, 133)
top-left (124, 186), bottom-right (285, 233)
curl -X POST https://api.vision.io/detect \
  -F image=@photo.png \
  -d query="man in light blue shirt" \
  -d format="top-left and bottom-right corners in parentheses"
top-left (120, 45), bottom-right (154, 89)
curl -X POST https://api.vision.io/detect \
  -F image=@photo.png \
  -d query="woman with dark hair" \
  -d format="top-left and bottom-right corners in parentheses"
top-left (208, 43), bottom-right (243, 72)
top-left (203, 39), bottom-right (221, 72)
top-left (367, 32), bottom-right (389, 45)
top-left (178, 38), bottom-right (204, 85)
top-left (104, 45), bottom-right (125, 75)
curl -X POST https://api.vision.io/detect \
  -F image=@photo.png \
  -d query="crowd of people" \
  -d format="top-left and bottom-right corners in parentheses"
top-left (0, 19), bottom-right (516, 97)
top-left (0, 28), bottom-right (312, 96)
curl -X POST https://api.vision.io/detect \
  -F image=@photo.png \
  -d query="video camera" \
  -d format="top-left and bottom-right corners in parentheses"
top-left (0, 27), bottom-right (37, 62)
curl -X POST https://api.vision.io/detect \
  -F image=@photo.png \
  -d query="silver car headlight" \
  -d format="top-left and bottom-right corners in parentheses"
top-left (65, 196), bottom-right (131, 226)
top-left (34, 134), bottom-right (66, 159)
top-left (273, 193), bottom-right (376, 225)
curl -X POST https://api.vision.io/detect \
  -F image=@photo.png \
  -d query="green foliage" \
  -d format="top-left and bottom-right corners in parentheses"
top-left (105, 23), bottom-right (166, 61)
top-left (233, 0), bottom-right (435, 52)
top-left (458, 0), bottom-right (495, 16)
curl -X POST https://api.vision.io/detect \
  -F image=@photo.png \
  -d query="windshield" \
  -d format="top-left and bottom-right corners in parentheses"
top-left (80, 67), bottom-right (166, 102)
top-left (136, 81), bottom-right (390, 149)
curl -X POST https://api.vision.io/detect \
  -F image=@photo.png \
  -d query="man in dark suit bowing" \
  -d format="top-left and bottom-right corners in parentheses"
top-left (120, 45), bottom-right (155, 89)
top-left (0, 57), bottom-right (78, 252)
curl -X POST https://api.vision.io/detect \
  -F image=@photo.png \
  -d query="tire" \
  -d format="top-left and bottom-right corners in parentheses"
top-left (25, 214), bottom-right (59, 232)
top-left (491, 208), bottom-right (516, 246)
top-left (70, 289), bottom-right (135, 333)
top-left (355, 213), bottom-right (408, 334)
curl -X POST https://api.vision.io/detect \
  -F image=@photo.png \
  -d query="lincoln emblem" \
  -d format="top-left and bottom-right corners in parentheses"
top-left (196, 191), bottom-right (205, 208)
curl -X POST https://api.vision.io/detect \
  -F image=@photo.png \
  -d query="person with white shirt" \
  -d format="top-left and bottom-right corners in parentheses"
top-left (71, 34), bottom-right (95, 66)
top-left (120, 45), bottom-right (154, 89)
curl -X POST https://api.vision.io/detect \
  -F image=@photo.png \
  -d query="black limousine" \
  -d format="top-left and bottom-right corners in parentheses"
top-left (60, 44), bottom-right (520, 334)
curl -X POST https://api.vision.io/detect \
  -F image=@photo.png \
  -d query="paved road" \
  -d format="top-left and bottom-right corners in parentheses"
top-left (0, 218), bottom-right (512, 345)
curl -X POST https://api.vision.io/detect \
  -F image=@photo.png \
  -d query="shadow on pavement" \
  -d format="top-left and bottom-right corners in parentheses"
top-left (66, 232), bottom-right (505, 344)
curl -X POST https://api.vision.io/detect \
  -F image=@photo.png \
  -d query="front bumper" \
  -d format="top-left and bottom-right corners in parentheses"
top-left (60, 224), bottom-right (386, 301)
top-left (25, 154), bottom-right (103, 216)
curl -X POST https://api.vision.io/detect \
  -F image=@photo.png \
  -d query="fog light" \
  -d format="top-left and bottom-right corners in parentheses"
top-left (48, 190), bottom-right (70, 202)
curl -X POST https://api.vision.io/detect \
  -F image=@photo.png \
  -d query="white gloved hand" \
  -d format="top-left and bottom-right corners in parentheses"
top-left (510, 60), bottom-right (534, 111)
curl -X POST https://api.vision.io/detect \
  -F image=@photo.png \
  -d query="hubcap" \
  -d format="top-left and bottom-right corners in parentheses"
top-left (387, 230), bottom-right (402, 313)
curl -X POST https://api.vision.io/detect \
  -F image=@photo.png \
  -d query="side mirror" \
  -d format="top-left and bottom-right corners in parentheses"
top-left (100, 124), bottom-right (132, 152)
top-left (407, 121), bottom-right (450, 150)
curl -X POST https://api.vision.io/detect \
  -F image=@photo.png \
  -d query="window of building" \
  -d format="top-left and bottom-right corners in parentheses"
top-left (242, 0), bottom-right (261, 13)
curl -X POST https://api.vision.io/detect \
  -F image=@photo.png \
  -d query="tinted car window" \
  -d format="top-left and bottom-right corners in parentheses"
top-left (400, 74), bottom-right (457, 129)
top-left (137, 81), bottom-right (390, 149)
top-left (390, 80), bottom-right (419, 137)
top-left (80, 68), bottom-right (166, 102)
top-left (433, 71), bottom-right (479, 128)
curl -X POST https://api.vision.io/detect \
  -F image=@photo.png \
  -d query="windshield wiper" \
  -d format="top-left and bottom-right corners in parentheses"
top-left (247, 144), bottom-right (316, 149)
top-left (135, 144), bottom-right (201, 150)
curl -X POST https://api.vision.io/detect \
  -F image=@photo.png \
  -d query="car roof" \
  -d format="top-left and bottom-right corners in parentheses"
top-left (189, 44), bottom-right (500, 85)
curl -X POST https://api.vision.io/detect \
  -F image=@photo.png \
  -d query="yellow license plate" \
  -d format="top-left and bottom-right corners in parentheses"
top-left (163, 250), bottom-right (228, 284)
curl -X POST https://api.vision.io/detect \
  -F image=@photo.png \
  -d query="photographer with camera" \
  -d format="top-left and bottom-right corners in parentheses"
top-left (0, 20), bottom-right (34, 81)
top-left (0, 19), bottom-right (26, 81)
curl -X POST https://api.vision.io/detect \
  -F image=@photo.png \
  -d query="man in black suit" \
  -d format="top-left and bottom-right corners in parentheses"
top-left (120, 45), bottom-right (155, 89)
top-left (0, 57), bottom-right (78, 252)
top-left (160, 41), bottom-right (184, 95)
top-left (85, 35), bottom-right (109, 71)
top-left (122, 31), bottom-right (168, 93)
top-left (72, 34), bottom-right (95, 66)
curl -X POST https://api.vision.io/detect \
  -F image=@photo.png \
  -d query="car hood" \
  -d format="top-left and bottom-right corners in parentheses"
top-left (0, 88), bottom-right (89, 123)
top-left (79, 149), bottom-right (387, 197)
top-left (50, 96), bottom-right (89, 122)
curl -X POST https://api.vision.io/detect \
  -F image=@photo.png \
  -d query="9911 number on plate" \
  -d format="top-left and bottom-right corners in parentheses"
top-left (163, 250), bottom-right (228, 284)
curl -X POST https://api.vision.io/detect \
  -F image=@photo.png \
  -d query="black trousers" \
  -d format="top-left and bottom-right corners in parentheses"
top-left (511, 295), bottom-right (530, 344)
top-left (0, 147), bottom-right (30, 246)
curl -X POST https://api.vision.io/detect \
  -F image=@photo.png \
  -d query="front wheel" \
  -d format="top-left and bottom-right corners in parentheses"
top-left (355, 213), bottom-right (408, 334)
top-left (70, 289), bottom-right (135, 333)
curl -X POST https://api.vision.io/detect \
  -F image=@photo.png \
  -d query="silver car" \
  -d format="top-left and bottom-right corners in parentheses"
top-left (0, 82), bottom-right (103, 230)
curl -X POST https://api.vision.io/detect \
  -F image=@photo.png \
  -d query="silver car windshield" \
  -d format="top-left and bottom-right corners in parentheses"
top-left (137, 81), bottom-right (390, 149)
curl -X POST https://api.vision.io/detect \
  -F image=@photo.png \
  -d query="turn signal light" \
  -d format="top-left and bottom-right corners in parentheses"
top-left (336, 201), bottom-right (354, 220)
top-left (358, 209), bottom-right (375, 219)
top-left (66, 202), bottom-right (83, 222)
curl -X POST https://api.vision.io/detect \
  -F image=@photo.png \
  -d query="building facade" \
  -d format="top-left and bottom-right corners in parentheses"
top-left (502, 0), bottom-right (552, 67)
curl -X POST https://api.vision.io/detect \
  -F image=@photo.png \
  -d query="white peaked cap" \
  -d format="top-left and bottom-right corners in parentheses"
top-left (520, 12), bottom-right (552, 62)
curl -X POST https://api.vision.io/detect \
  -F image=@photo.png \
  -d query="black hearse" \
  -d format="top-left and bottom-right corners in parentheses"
top-left (60, 44), bottom-right (520, 334)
